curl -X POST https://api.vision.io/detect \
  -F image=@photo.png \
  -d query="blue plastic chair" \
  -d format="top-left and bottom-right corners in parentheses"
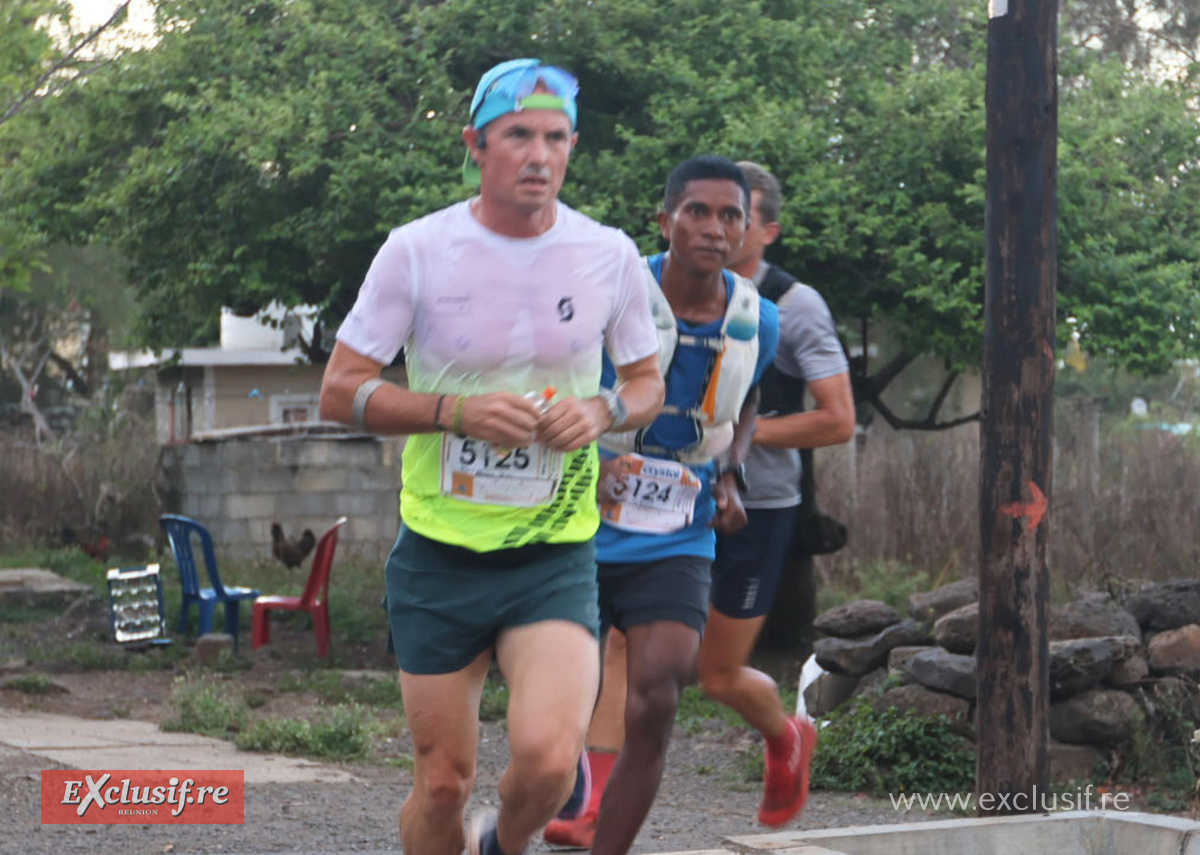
top-left (159, 514), bottom-right (261, 649)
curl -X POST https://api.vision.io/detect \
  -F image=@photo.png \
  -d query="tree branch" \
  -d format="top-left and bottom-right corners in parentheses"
top-left (925, 368), bottom-right (960, 424)
top-left (47, 350), bottom-right (93, 397)
top-left (0, 340), bottom-right (57, 443)
top-left (867, 350), bottom-right (916, 397)
top-left (869, 389), bottom-right (980, 431)
top-left (1, 1), bottom-right (132, 127)
top-left (855, 357), bottom-right (979, 432)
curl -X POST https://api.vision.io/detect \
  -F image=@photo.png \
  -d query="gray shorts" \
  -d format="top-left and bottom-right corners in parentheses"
top-left (597, 555), bottom-right (711, 635)
top-left (384, 526), bottom-right (600, 675)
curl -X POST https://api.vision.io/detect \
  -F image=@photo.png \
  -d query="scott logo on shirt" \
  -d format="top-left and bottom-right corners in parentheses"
top-left (557, 297), bottom-right (575, 322)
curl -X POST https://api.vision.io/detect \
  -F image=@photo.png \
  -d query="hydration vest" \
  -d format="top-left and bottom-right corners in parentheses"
top-left (601, 258), bottom-right (761, 464)
top-left (756, 263), bottom-right (806, 417)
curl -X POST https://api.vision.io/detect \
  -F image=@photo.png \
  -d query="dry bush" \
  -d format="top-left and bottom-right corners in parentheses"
top-left (815, 425), bottom-right (980, 591)
top-left (1056, 426), bottom-right (1200, 584)
top-left (0, 408), bottom-right (161, 554)
top-left (813, 410), bottom-right (1200, 595)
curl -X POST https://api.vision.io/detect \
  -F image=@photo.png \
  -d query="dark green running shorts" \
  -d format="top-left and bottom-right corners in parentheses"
top-left (384, 525), bottom-right (600, 675)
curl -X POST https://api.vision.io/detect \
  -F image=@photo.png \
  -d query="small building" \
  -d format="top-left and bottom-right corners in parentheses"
top-left (110, 303), bottom-right (404, 444)
top-left (110, 303), bottom-right (408, 562)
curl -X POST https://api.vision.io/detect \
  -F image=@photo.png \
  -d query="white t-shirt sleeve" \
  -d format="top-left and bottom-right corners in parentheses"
top-left (335, 230), bottom-right (417, 365)
top-left (603, 240), bottom-right (660, 368)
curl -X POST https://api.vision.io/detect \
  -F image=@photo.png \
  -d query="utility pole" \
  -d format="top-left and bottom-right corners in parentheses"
top-left (977, 0), bottom-right (1057, 815)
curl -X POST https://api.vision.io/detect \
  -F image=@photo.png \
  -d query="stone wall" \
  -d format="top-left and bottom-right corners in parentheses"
top-left (160, 435), bottom-right (404, 563)
top-left (806, 579), bottom-right (1200, 783)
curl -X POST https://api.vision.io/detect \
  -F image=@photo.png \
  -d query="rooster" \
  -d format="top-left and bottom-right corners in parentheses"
top-left (271, 522), bottom-right (316, 569)
top-left (61, 525), bottom-right (111, 562)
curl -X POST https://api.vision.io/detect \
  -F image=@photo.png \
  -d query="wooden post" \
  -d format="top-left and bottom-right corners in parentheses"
top-left (977, 0), bottom-right (1057, 815)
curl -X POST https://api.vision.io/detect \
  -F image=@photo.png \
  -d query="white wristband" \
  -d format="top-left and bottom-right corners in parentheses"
top-left (352, 378), bottom-right (386, 430)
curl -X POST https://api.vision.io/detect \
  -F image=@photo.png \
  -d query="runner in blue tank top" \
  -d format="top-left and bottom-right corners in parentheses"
top-left (545, 156), bottom-right (778, 855)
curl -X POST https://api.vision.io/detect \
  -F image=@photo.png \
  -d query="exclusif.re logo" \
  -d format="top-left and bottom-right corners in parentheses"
top-left (41, 770), bottom-right (244, 825)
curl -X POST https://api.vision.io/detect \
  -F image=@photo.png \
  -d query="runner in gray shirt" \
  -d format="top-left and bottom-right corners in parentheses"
top-left (698, 162), bottom-right (855, 828)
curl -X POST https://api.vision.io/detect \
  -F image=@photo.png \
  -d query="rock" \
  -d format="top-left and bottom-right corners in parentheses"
top-left (1048, 636), bottom-right (1141, 699)
top-left (850, 667), bottom-right (891, 699)
top-left (908, 578), bottom-right (978, 623)
top-left (804, 671), bottom-right (859, 716)
top-left (814, 600), bottom-right (902, 638)
top-left (934, 602), bottom-right (979, 655)
top-left (0, 569), bottom-right (93, 611)
top-left (814, 619), bottom-right (930, 676)
top-left (0, 658), bottom-right (27, 673)
top-left (875, 683), bottom-right (972, 736)
top-left (1050, 592), bottom-right (1142, 642)
top-left (1125, 580), bottom-right (1200, 631)
top-left (1048, 740), bottom-right (1106, 783)
top-left (1107, 655), bottom-right (1149, 687)
top-left (888, 645), bottom-right (935, 673)
top-left (1147, 624), bottom-right (1200, 676)
top-left (193, 633), bottom-right (235, 666)
top-left (1049, 689), bottom-right (1143, 745)
top-left (904, 649), bottom-right (977, 699)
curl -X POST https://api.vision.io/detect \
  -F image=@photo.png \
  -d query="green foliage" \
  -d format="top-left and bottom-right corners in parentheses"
top-left (675, 685), bottom-right (747, 735)
top-left (817, 560), bottom-right (931, 613)
top-left (163, 675), bottom-right (250, 737)
top-left (1, 0), bottom-right (1197, 385)
top-left (0, 547), bottom-right (106, 591)
top-left (3, 674), bottom-right (58, 694)
top-left (479, 674), bottom-right (509, 722)
top-left (1115, 681), bottom-right (1199, 809)
top-left (278, 669), bottom-right (403, 709)
top-left (326, 577), bottom-right (390, 646)
top-left (47, 640), bottom-right (185, 672)
top-left (0, 604), bottom-right (60, 624)
top-left (235, 703), bottom-right (376, 760)
top-left (1057, 55), bottom-right (1200, 375)
top-left (811, 697), bottom-right (974, 796)
top-left (1060, 0), bottom-right (1200, 73)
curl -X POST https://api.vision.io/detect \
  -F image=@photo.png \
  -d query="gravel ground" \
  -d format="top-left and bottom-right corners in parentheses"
top-left (2, 706), bottom-right (939, 855)
top-left (0, 610), bottom-right (940, 855)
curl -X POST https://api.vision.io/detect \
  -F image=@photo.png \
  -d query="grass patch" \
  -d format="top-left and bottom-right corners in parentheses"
top-left (326, 570), bottom-right (390, 645)
top-left (0, 604), bottom-right (62, 624)
top-left (38, 640), bottom-right (186, 672)
top-left (817, 559), bottom-right (932, 614)
top-left (810, 696), bottom-right (974, 796)
top-left (1114, 681), bottom-right (1199, 811)
top-left (4, 674), bottom-right (59, 694)
top-left (163, 675), bottom-right (250, 737)
top-left (0, 547), bottom-right (108, 592)
top-left (480, 675), bottom-right (509, 722)
top-left (676, 685), bottom-right (745, 735)
top-left (278, 669), bottom-right (403, 708)
top-left (156, 556), bottom-right (389, 655)
top-left (235, 703), bottom-right (376, 761)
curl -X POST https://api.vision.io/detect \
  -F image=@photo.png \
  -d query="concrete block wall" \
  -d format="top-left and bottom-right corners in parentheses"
top-left (160, 436), bottom-right (405, 563)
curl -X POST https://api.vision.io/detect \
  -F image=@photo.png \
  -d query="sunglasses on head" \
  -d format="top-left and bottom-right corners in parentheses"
top-left (472, 64), bottom-right (579, 122)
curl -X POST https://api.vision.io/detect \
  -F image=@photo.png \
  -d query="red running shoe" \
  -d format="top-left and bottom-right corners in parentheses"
top-left (758, 715), bottom-right (818, 827)
top-left (542, 810), bottom-right (597, 849)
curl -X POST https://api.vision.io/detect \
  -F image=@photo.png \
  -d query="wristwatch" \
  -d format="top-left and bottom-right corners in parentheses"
top-left (598, 388), bottom-right (629, 432)
top-left (714, 459), bottom-right (749, 493)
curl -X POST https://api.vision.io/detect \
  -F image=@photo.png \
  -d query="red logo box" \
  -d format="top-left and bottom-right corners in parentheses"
top-left (41, 770), bottom-right (244, 824)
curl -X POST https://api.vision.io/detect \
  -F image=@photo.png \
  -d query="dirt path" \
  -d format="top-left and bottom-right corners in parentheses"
top-left (0, 671), bottom-right (938, 855)
top-left (0, 613), bottom-right (938, 855)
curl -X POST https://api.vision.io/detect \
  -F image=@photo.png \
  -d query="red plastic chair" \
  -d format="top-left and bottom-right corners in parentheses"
top-left (252, 517), bottom-right (347, 658)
